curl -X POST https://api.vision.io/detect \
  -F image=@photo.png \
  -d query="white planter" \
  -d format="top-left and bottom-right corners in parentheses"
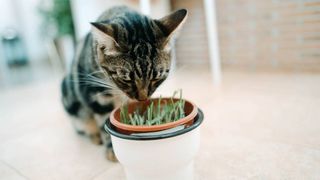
top-left (105, 110), bottom-right (204, 180)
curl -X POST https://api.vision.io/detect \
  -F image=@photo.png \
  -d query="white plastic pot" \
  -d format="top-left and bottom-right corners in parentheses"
top-left (105, 110), bottom-right (204, 180)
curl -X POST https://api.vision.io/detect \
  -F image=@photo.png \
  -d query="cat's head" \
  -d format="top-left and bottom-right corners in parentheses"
top-left (91, 9), bottom-right (187, 101)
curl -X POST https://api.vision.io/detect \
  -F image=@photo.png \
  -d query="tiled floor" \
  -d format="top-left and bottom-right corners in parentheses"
top-left (0, 61), bottom-right (58, 89)
top-left (1, 65), bottom-right (320, 180)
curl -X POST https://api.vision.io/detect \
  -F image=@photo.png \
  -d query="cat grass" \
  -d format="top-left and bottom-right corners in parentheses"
top-left (120, 90), bottom-right (185, 126)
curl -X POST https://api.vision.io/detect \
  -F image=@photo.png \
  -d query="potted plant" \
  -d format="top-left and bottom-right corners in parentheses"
top-left (38, 0), bottom-right (76, 71)
top-left (105, 90), bottom-right (204, 180)
top-left (111, 90), bottom-right (198, 134)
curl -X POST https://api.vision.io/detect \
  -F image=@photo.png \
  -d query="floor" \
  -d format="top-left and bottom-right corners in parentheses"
top-left (1, 65), bottom-right (320, 180)
top-left (0, 60), bottom-right (59, 89)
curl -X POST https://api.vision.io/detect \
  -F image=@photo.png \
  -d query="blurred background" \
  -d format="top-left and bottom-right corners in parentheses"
top-left (1, 0), bottom-right (320, 88)
top-left (1, 0), bottom-right (320, 179)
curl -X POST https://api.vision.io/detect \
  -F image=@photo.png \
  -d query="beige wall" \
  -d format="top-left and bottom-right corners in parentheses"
top-left (172, 0), bottom-right (209, 65)
top-left (216, 0), bottom-right (320, 71)
top-left (150, 0), bottom-right (171, 19)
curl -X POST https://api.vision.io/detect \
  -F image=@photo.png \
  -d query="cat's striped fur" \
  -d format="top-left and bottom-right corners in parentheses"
top-left (61, 6), bottom-right (187, 161)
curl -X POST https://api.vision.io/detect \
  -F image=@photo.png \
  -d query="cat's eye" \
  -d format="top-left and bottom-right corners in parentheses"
top-left (151, 78), bottom-right (161, 82)
top-left (119, 74), bottom-right (131, 81)
top-left (116, 69), bottom-right (131, 81)
top-left (120, 76), bottom-right (132, 83)
top-left (152, 78), bottom-right (166, 88)
top-left (153, 69), bottom-right (169, 80)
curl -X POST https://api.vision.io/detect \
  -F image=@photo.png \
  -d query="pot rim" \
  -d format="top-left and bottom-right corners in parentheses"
top-left (104, 109), bottom-right (204, 141)
top-left (110, 98), bottom-right (198, 132)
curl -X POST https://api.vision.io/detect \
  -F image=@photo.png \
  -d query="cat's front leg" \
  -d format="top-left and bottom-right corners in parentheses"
top-left (94, 113), bottom-right (118, 162)
top-left (106, 139), bottom-right (117, 162)
top-left (84, 118), bottom-right (103, 145)
top-left (71, 116), bottom-right (103, 145)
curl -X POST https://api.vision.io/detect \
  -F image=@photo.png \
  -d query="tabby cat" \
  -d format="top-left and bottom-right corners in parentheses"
top-left (61, 6), bottom-right (187, 161)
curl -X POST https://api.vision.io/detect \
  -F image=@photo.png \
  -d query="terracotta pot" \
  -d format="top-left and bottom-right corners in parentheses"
top-left (110, 98), bottom-right (198, 134)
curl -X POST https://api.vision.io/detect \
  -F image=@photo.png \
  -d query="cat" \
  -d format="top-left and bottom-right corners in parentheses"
top-left (61, 6), bottom-right (187, 161)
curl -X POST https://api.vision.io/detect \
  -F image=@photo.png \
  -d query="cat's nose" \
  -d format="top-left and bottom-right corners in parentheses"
top-left (137, 89), bottom-right (148, 101)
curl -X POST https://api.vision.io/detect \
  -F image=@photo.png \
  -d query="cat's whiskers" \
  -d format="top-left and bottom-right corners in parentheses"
top-left (74, 71), bottom-right (118, 90)
top-left (75, 79), bottom-right (114, 88)
top-left (78, 71), bottom-right (126, 98)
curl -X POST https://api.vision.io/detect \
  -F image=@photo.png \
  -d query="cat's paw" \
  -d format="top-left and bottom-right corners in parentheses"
top-left (106, 148), bottom-right (118, 162)
top-left (89, 133), bottom-right (103, 145)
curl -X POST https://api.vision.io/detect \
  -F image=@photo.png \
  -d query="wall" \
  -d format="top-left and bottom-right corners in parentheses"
top-left (0, 0), bottom-right (47, 63)
top-left (171, 0), bottom-right (209, 65)
top-left (216, 0), bottom-right (320, 71)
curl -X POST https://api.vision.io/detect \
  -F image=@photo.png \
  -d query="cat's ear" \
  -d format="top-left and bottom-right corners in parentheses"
top-left (156, 9), bottom-right (188, 48)
top-left (90, 22), bottom-right (120, 51)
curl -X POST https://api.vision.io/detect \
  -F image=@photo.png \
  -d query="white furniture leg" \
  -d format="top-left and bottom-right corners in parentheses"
top-left (204, 0), bottom-right (222, 85)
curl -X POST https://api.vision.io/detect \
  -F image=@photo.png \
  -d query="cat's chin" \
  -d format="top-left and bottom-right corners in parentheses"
top-left (121, 93), bottom-right (148, 102)
top-left (136, 98), bottom-right (148, 101)
top-left (127, 98), bottom-right (147, 102)
top-left (125, 96), bottom-right (149, 102)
